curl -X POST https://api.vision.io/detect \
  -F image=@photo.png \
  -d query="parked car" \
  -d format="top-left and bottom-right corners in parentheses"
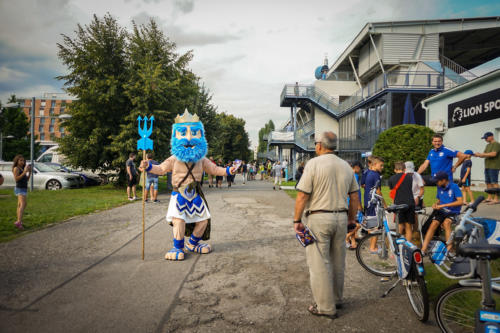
top-left (37, 145), bottom-right (114, 184)
top-left (0, 162), bottom-right (82, 190)
top-left (44, 162), bottom-right (101, 186)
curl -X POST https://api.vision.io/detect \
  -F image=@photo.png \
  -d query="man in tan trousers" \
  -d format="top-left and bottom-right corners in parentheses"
top-left (293, 131), bottom-right (359, 319)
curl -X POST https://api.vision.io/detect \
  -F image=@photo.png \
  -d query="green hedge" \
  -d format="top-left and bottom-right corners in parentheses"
top-left (373, 125), bottom-right (434, 179)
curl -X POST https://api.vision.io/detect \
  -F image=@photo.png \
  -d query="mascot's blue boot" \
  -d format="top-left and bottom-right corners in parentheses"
top-left (185, 234), bottom-right (212, 254)
top-left (165, 238), bottom-right (185, 261)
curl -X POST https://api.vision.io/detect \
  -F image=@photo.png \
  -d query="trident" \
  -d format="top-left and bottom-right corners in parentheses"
top-left (137, 116), bottom-right (154, 260)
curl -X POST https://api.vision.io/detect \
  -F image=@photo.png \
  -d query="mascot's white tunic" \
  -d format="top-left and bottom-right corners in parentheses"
top-left (144, 110), bottom-right (231, 261)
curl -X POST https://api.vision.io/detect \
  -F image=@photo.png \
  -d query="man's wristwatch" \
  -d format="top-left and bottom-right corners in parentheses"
top-left (293, 219), bottom-right (302, 224)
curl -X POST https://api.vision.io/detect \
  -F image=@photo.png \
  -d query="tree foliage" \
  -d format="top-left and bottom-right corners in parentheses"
top-left (56, 14), bottom-right (250, 178)
top-left (257, 120), bottom-right (275, 153)
top-left (0, 95), bottom-right (40, 161)
top-left (212, 113), bottom-right (251, 162)
top-left (372, 125), bottom-right (434, 178)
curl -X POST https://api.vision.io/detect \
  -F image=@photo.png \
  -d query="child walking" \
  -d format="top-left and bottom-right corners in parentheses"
top-left (460, 150), bottom-right (474, 205)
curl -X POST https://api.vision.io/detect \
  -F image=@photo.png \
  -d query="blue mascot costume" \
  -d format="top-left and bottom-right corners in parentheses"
top-left (141, 109), bottom-right (235, 261)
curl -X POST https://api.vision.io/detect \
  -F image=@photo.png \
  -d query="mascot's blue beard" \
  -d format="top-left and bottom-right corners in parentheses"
top-left (171, 137), bottom-right (208, 163)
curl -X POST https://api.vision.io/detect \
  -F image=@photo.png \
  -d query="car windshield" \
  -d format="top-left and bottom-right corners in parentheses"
top-left (35, 163), bottom-right (60, 172)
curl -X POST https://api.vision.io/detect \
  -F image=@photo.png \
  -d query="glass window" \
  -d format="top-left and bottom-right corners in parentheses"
top-left (376, 105), bottom-right (381, 129)
top-left (51, 100), bottom-right (56, 107)
top-left (38, 125), bottom-right (44, 132)
top-left (49, 126), bottom-right (54, 133)
top-left (380, 103), bottom-right (387, 131)
top-left (369, 107), bottom-right (376, 130)
top-left (39, 110), bottom-right (45, 116)
top-left (39, 117), bottom-right (45, 124)
top-left (40, 133), bottom-right (45, 140)
top-left (60, 126), bottom-right (65, 134)
top-left (50, 118), bottom-right (55, 125)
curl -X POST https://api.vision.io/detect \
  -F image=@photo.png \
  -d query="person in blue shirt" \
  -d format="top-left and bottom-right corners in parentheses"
top-left (460, 150), bottom-right (474, 205)
top-left (421, 171), bottom-right (463, 254)
top-left (417, 134), bottom-right (468, 184)
top-left (363, 156), bottom-right (386, 253)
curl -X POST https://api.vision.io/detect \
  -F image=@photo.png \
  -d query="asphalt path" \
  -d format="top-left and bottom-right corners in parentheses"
top-left (1, 176), bottom-right (497, 332)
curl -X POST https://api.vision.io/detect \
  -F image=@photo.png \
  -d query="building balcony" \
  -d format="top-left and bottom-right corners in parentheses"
top-left (339, 71), bottom-right (444, 114)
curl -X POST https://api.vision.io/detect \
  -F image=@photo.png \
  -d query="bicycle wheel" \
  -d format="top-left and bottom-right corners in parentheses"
top-left (435, 284), bottom-right (500, 333)
top-left (356, 232), bottom-right (397, 277)
top-left (405, 264), bottom-right (429, 322)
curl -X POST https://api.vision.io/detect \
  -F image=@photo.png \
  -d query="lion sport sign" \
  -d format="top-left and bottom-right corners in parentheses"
top-left (448, 88), bottom-right (500, 128)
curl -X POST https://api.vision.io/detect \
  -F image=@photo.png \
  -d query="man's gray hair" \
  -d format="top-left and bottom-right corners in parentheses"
top-left (320, 131), bottom-right (337, 150)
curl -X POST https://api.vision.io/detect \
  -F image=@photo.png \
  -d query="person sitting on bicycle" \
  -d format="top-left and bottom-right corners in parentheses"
top-left (421, 171), bottom-right (463, 255)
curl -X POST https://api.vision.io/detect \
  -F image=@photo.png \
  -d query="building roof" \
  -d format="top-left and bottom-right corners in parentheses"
top-left (328, 16), bottom-right (500, 75)
top-left (421, 69), bottom-right (500, 105)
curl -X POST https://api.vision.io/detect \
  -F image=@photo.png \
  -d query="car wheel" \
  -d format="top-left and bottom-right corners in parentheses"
top-left (46, 179), bottom-right (62, 190)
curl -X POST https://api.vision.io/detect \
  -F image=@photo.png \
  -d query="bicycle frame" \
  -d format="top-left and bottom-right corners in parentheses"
top-left (417, 207), bottom-right (487, 280)
top-left (368, 185), bottom-right (425, 279)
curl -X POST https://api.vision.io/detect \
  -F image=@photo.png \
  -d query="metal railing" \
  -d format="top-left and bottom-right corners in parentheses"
top-left (338, 71), bottom-right (444, 114)
top-left (280, 84), bottom-right (341, 116)
top-left (440, 55), bottom-right (477, 82)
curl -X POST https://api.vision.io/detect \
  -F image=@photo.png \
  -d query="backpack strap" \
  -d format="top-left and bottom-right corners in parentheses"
top-left (176, 162), bottom-right (196, 188)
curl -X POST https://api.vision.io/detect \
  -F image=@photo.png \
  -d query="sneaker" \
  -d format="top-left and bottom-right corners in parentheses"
top-left (14, 221), bottom-right (24, 230)
top-left (132, 197), bottom-right (137, 201)
top-left (128, 197), bottom-right (134, 201)
top-left (154, 200), bottom-right (160, 203)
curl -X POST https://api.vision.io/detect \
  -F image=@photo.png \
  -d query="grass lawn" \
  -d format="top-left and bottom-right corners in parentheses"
top-left (0, 175), bottom-right (170, 243)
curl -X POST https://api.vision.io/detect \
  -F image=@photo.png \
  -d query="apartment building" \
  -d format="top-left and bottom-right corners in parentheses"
top-left (18, 93), bottom-right (74, 150)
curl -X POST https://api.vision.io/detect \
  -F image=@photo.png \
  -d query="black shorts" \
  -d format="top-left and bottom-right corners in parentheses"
top-left (432, 210), bottom-right (457, 225)
top-left (128, 175), bottom-right (137, 187)
top-left (397, 205), bottom-right (416, 224)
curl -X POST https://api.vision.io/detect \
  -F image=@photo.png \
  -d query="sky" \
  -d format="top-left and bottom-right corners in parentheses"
top-left (0, 0), bottom-right (499, 148)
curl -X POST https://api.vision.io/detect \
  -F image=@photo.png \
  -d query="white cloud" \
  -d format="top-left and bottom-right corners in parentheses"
top-left (0, 66), bottom-right (29, 82)
top-left (1, 0), bottom-right (498, 145)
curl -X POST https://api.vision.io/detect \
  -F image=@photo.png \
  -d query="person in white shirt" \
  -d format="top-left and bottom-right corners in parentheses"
top-left (273, 161), bottom-right (282, 190)
top-left (405, 161), bottom-right (424, 208)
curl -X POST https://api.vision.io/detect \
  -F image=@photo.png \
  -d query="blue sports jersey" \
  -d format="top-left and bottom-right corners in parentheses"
top-left (364, 170), bottom-right (381, 216)
top-left (427, 145), bottom-right (458, 181)
top-left (437, 182), bottom-right (463, 214)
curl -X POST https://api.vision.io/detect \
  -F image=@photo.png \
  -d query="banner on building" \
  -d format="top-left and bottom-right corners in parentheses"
top-left (448, 88), bottom-right (500, 128)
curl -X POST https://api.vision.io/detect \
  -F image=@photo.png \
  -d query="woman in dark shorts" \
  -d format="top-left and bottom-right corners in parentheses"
top-left (12, 154), bottom-right (31, 230)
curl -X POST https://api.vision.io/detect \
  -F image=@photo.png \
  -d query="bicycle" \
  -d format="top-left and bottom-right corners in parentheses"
top-left (356, 180), bottom-right (429, 321)
top-left (434, 192), bottom-right (500, 333)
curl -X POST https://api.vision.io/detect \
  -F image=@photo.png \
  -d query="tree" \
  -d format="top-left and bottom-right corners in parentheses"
top-left (57, 14), bottom-right (130, 172)
top-left (0, 95), bottom-right (40, 161)
top-left (257, 120), bottom-right (275, 153)
top-left (372, 125), bottom-right (434, 179)
top-left (212, 113), bottom-right (251, 162)
top-left (109, 19), bottom-right (198, 175)
top-left (56, 14), bottom-right (250, 179)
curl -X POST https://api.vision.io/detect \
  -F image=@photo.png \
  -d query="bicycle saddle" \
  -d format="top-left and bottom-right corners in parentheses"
top-left (457, 243), bottom-right (500, 260)
top-left (386, 204), bottom-right (409, 213)
top-left (485, 188), bottom-right (500, 194)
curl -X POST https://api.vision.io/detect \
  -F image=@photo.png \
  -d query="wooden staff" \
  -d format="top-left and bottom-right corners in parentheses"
top-left (142, 149), bottom-right (146, 260)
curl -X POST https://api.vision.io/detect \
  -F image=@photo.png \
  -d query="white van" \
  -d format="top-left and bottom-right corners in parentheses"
top-left (37, 146), bottom-right (66, 164)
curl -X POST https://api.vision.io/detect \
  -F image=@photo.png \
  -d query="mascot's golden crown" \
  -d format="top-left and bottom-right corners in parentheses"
top-left (175, 109), bottom-right (199, 124)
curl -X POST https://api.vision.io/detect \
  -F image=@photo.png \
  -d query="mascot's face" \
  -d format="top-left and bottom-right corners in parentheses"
top-left (171, 122), bottom-right (208, 163)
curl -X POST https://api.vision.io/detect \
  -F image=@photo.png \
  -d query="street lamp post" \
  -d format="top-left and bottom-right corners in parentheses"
top-left (30, 97), bottom-right (35, 191)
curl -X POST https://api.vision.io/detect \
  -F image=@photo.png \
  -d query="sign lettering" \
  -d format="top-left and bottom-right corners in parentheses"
top-left (448, 88), bottom-right (500, 128)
